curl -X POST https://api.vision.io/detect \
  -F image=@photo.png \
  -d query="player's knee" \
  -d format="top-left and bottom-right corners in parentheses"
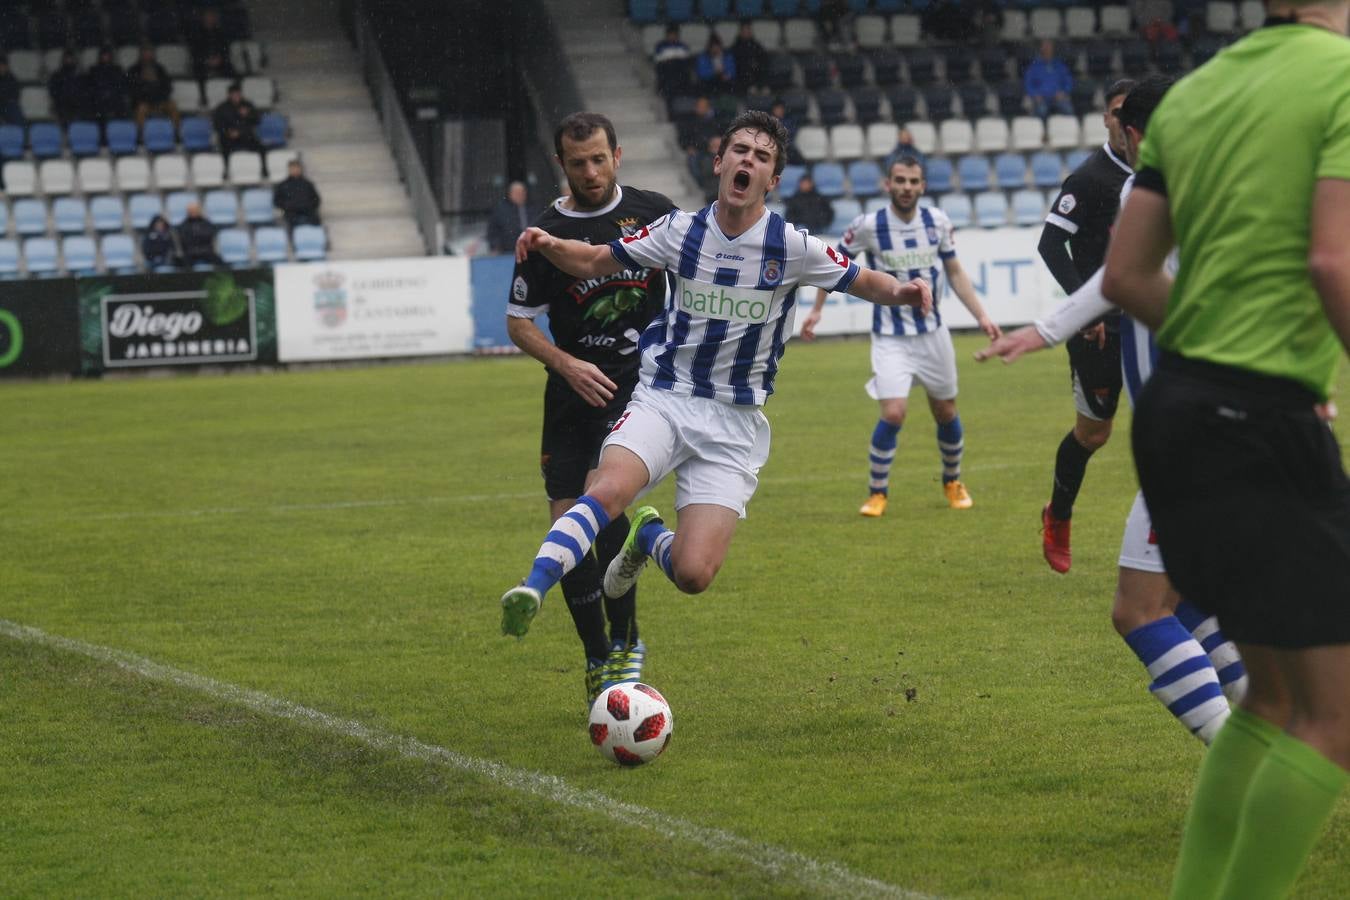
top-left (1111, 593), bottom-right (1153, 637)
top-left (672, 559), bottom-right (719, 594)
top-left (1075, 425), bottom-right (1111, 452)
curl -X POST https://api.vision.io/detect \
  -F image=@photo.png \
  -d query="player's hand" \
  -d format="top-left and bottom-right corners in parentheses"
top-left (1080, 321), bottom-right (1106, 349)
top-left (978, 316), bottom-right (1003, 342)
top-left (900, 277), bottom-right (932, 317)
top-left (973, 325), bottom-right (1047, 364)
top-left (800, 309), bottom-right (823, 341)
top-left (559, 356), bottom-right (618, 407)
top-left (515, 227), bottom-right (554, 263)
top-left (1316, 400), bottom-right (1338, 422)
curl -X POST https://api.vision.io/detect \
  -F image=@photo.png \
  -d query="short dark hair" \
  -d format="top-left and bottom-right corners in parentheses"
top-left (1116, 75), bottom-right (1172, 133)
top-left (553, 112), bottom-right (618, 160)
top-left (1105, 78), bottom-right (1137, 104)
top-left (889, 154), bottom-right (924, 177)
top-left (719, 110), bottom-right (790, 177)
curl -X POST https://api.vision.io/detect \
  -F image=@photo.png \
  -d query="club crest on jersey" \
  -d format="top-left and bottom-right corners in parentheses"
top-left (925, 226), bottom-right (939, 244)
top-left (511, 275), bottom-right (527, 302)
top-left (614, 216), bottom-right (641, 237)
top-left (1058, 193), bottom-right (1077, 214)
top-left (760, 257), bottom-right (783, 285)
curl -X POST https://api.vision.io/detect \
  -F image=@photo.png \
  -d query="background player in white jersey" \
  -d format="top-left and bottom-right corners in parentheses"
top-left (975, 77), bottom-right (1247, 743)
top-left (498, 111), bottom-right (932, 639)
top-left (800, 156), bottom-right (1001, 515)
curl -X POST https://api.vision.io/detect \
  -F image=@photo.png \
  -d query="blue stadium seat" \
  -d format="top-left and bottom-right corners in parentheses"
top-left (241, 187), bottom-right (275, 224)
top-left (847, 159), bottom-right (883, 198)
top-left (28, 122), bottom-right (62, 159)
top-left (63, 235), bottom-right (97, 275)
top-left (1030, 151), bottom-right (1063, 188)
top-left (129, 193), bottom-right (163, 229)
top-left (52, 197), bottom-right (87, 234)
top-left (68, 121), bottom-right (101, 157)
top-left (629, 0), bottom-right (662, 22)
top-left (975, 191), bottom-right (1009, 228)
top-left (957, 155), bottom-right (991, 192)
top-left (1066, 148), bottom-right (1093, 171)
top-left (735, 0), bottom-right (766, 16)
top-left (90, 196), bottom-right (125, 232)
top-left (180, 116), bottom-right (214, 152)
top-left (811, 162), bottom-right (846, 198)
top-left (926, 157), bottom-right (954, 194)
top-left (106, 119), bottom-right (139, 155)
top-left (995, 152), bottom-right (1028, 189)
top-left (101, 233), bottom-right (137, 273)
top-left (165, 191), bottom-right (199, 226)
top-left (23, 237), bottom-right (58, 276)
top-left (0, 124), bottom-right (23, 160)
top-left (293, 225), bottom-right (327, 261)
top-left (0, 202), bottom-right (6, 235)
top-left (828, 198), bottom-right (862, 235)
top-left (218, 228), bottom-right (251, 266)
top-left (143, 117), bottom-right (177, 154)
top-left (13, 198), bottom-right (46, 236)
top-left (258, 112), bottom-right (287, 149)
top-left (204, 189), bottom-right (239, 226)
top-left (254, 226), bottom-right (289, 263)
top-left (770, 0), bottom-right (800, 15)
top-left (698, 0), bottom-right (730, 18)
top-left (0, 239), bottom-right (18, 279)
top-left (1012, 189), bottom-right (1047, 226)
top-left (941, 193), bottom-right (973, 228)
top-left (777, 164), bottom-right (807, 199)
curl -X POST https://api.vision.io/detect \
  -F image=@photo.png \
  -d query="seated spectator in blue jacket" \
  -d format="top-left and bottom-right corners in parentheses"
top-left (142, 215), bottom-right (179, 270)
top-left (0, 57), bottom-right (23, 125)
top-left (652, 24), bottom-right (692, 100)
top-left (695, 34), bottom-right (736, 95)
top-left (48, 50), bottom-right (89, 125)
top-left (1023, 39), bottom-right (1074, 119)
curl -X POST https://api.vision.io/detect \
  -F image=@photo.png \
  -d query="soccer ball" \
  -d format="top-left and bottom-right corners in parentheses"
top-left (588, 682), bottom-right (674, 766)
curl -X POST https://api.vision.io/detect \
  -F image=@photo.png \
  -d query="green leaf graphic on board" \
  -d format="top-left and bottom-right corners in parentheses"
top-left (201, 273), bottom-right (249, 325)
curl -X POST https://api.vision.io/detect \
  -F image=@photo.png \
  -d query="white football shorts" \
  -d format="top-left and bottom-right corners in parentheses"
top-left (1118, 490), bottom-right (1166, 573)
top-left (600, 382), bottom-right (771, 518)
top-left (866, 327), bottom-right (959, 402)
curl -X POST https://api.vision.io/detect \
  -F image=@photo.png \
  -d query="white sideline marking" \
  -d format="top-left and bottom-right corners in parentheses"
top-left (1, 619), bottom-right (933, 900)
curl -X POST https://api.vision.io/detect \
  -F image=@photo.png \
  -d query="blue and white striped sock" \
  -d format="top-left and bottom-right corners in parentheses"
top-left (524, 496), bottom-right (610, 597)
top-left (869, 420), bottom-right (900, 496)
top-left (642, 524), bottom-right (676, 583)
top-left (1175, 599), bottom-right (1249, 705)
top-left (1124, 616), bottom-right (1231, 744)
top-left (937, 415), bottom-right (963, 484)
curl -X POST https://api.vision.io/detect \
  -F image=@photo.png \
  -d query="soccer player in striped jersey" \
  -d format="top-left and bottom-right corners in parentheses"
top-left (498, 110), bottom-right (932, 638)
top-left (975, 77), bottom-right (1247, 743)
top-left (800, 156), bottom-right (1002, 515)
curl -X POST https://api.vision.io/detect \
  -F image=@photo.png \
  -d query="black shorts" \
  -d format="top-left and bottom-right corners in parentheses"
top-left (540, 375), bottom-right (634, 501)
top-left (1067, 329), bottom-right (1123, 421)
top-left (1132, 353), bottom-right (1350, 648)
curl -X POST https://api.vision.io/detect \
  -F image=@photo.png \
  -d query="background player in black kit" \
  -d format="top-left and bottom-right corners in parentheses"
top-left (1035, 78), bottom-right (1135, 573)
top-left (505, 112), bottom-right (675, 703)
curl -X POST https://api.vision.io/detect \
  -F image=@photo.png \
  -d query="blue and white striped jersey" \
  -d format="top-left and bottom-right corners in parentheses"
top-left (609, 204), bottom-right (860, 406)
top-left (1118, 174), bottom-right (1175, 407)
top-left (835, 204), bottom-right (955, 337)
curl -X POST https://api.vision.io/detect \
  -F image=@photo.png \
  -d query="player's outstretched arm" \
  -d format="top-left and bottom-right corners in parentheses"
top-left (515, 226), bottom-right (624, 279)
top-left (973, 325), bottom-right (1048, 364)
top-left (850, 268), bottom-right (932, 316)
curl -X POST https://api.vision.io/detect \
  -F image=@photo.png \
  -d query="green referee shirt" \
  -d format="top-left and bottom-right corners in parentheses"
top-left (1136, 24), bottom-right (1350, 399)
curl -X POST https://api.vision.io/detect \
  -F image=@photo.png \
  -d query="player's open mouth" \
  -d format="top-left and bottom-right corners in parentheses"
top-left (732, 171), bottom-right (751, 191)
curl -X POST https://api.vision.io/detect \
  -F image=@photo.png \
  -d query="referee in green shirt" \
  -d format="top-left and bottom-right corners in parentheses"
top-left (1103, 1), bottom-right (1350, 897)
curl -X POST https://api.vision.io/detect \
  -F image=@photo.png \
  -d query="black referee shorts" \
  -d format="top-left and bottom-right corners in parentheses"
top-left (1067, 329), bottom-right (1123, 421)
top-left (540, 375), bottom-right (634, 502)
top-left (1132, 353), bottom-right (1350, 648)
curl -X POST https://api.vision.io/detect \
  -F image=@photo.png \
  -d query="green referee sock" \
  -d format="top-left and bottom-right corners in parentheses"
top-left (1213, 733), bottom-right (1348, 899)
top-left (1169, 708), bottom-right (1280, 900)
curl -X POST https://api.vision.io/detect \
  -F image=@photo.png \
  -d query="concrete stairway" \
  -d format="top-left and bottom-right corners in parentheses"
top-left (542, 0), bottom-right (703, 211)
top-left (246, 0), bottom-right (425, 259)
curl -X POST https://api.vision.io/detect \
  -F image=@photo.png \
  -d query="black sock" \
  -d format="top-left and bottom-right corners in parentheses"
top-left (559, 551), bottom-right (610, 661)
top-left (596, 514), bottom-right (638, 647)
top-left (1050, 430), bottom-right (1096, 520)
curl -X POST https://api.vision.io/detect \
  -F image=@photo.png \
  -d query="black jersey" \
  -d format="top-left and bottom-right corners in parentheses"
top-left (1043, 143), bottom-right (1133, 286)
top-left (509, 185), bottom-right (675, 382)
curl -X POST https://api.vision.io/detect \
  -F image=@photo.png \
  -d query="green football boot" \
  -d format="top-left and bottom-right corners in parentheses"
top-left (602, 506), bottom-right (662, 599)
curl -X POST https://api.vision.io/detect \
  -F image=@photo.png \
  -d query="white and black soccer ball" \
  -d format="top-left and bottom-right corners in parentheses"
top-left (588, 682), bottom-right (673, 766)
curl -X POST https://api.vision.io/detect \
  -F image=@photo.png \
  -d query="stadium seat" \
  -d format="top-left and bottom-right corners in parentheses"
top-left (205, 78), bottom-right (233, 109)
top-left (994, 152), bottom-right (1028, 189)
top-left (1099, 4), bottom-right (1131, 32)
top-left (154, 154), bottom-right (190, 190)
top-left (115, 157), bottom-right (152, 192)
top-left (165, 190), bottom-right (199, 226)
top-left (940, 193), bottom-right (973, 229)
top-left (816, 88), bottom-right (850, 127)
top-left (629, 0), bottom-right (660, 21)
top-left (242, 76), bottom-right (276, 109)
top-left (1084, 41), bottom-right (1116, 79)
top-left (782, 19), bottom-right (816, 51)
top-left (737, 0), bottom-right (767, 18)
top-left (1066, 147), bottom-right (1093, 170)
top-left (1047, 114), bottom-right (1081, 150)
top-left (241, 187), bottom-right (275, 225)
top-left (830, 124), bottom-right (865, 160)
top-left (1012, 189), bottom-right (1047, 226)
top-left (258, 112), bottom-right (287, 149)
top-left (849, 85), bottom-right (883, 125)
top-left (39, 159), bottom-right (75, 194)
top-left (764, 51), bottom-right (795, 91)
top-left (63, 235), bottom-right (97, 275)
top-left (1154, 40), bottom-right (1184, 74)
top-left (864, 196), bottom-right (889, 215)
top-left (1002, 9), bottom-right (1029, 40)
top-left (975, 117), bottom-right (1010, 153)
top-left (908, 49), bottom-right (937, 86)
top-left (922, 85), bottom-right (955, 121)
top-left (1071, 80), bottom-right (1100, 117)
top-left (795, 125), bottom-right (830, 162)
top-left (106, 119), bottom-right (139, 155)
top-left (13, 199), bottom-right (46, 236)
top-left (157, 44), bottom-right (191, 77)
top-left (847, 159), bottom-right (883, 197)
top-left (890, 13), bottom-right (920, 46)
top-left (828, 198), bottom-right (862, 236)
top-left (751, 19), bottom-right (782, 49)
top-left (1120, 39), bottom-right (1150, 73)
top-left (1239, 0), bottom-right (1265, 29)
top-left (957, 82), bottom-right (990, 119)
top-left (52, 197), bottom-right (86, 234)
top-left (698, 0), bottom-right (729, 17)
top-left (904, 121), bottom-right (937, 155)
top-left (0, 124), bottom-right (24, 160)
top-left (19, 86), bottom-right (50, 121)
top-left (28, 122), bottom-right (62, 159)
top-left (0, 240), bottom-right (18, 279)
top-left (204, 189), bottom-right (239, 226)
top-left (129, 193), bottom-right (163, 229)
top-left (3, 161), bottom-right (38, 196)
top-left (1065, 7), bottom-right (1096, 38)
top-left (230, 151), bottom-right (266, 185)
top-left (975, 191), bottom-right (1009, 228)
top-left (854, 14), bottom-right (887, 48)
top-left (939, 119), bottom-right (974, 155)
top-left (798, 52), bottom-right (831, 90)
top-left (254, 226), bottom-right (289, 263)
top-left (1206, 1), bottom-right (1238, 32)
top-left (1031, 150), bottom-right (1064, 188)
top-left (995, 80), bottom-right (1027, 118)
top-left (90, 196), bottom-right (125, 232)
top-left (192, 153), bottom-right (227, 189)
top-left (180, 116), bottom-right (214, 152)
top-left (68, 121), bottom-right (101, 157)
top-left (75, 159), bottom-right (112, 197)
top-left (231, 40), bottom-right (266, 74)
top-left (1191, 34), bottom-right (1227, 67)
top-left (218, 228), bottom-right (252, 266)
top-left (1029, 8), bottom-right (1063, 39)
top-left (1082, 113), bottom-right (1108, 147)
top-left (958, 155), bottom-right (992, 192)
top-left (835, 51), bottom-right (866, 88)
top-left (776, 164), bottom-right (807, 198)
top-left (7, 50), bottom-right (40, 82)
top-left (925, 157), bottom-right (954, 194)
top-left (102, 233), bottom-right (137, 273)
top-left (812, 162), bottom-right (847, 198)
top-left (173, 79), bottom-right (204, 111)
top-left (870, 49), bottom-right (902, 86)
top-left (885, 84), bottom-right (918, 121)
top-left (23, 237), bottom-right (58, 276)
top-left (0, 202), bottom-right (6, 236)
top-left (865, 122), bottom-right (898, 159)
top-left (143, 117), bottom-right (177, 154)
top-left (266, 150), bottom-right (298, 184)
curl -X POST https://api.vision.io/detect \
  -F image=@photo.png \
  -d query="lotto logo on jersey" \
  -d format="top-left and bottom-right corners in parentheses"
top-left (676, 281), bottom-right (774, 324)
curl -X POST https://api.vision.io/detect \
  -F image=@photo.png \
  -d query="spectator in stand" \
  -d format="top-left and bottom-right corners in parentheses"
top-left (771, 98), bottom-right (805, 164)
top-left (87, 47), bottom-right (131, 125)
top-left (128, 46), bottom-right (179, 128)
top-left (687, 133), bottom-right (721, 203)
top-left (178, 202), bottom-right (221, 267)
top-left (48, 50), bottom-right (89, 125)
top-left (885, 127), bottom-right (927, 171)
top-left (731, 20), bottom-right (769, 96)
top-left (199, 49), bottom-right (238, 85)
top-left (784, 174), bottom-right (835, 235)
top-left (1133, 0), bottom-right (1179, 43)
top-left (694, 34), bottom-right (736, 95)
top-left (677, 95), bottom-right (723, 152)
top-left (652, 24), bottom-right (692, 101)
top-left (141, 215), bottom-right (178, 270)
top-left (0, 57), bottom-right (23, 126)
top-left (212, 82), bottom-right (265, 167)
top-left (487, 181), bottom-right (536, 255)
top-left (973, 0), bottom-right (1005, 44)
top-left (1024, 39), bottom-right (1075, 119)
top-left (189, 8), bottom-right (232, 84)
top-left (273, 159), bottom-right (323, 232)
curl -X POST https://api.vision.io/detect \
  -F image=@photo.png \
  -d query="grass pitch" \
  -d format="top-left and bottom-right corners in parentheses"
top-left (2, 335), bottom-right (1346, 898)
